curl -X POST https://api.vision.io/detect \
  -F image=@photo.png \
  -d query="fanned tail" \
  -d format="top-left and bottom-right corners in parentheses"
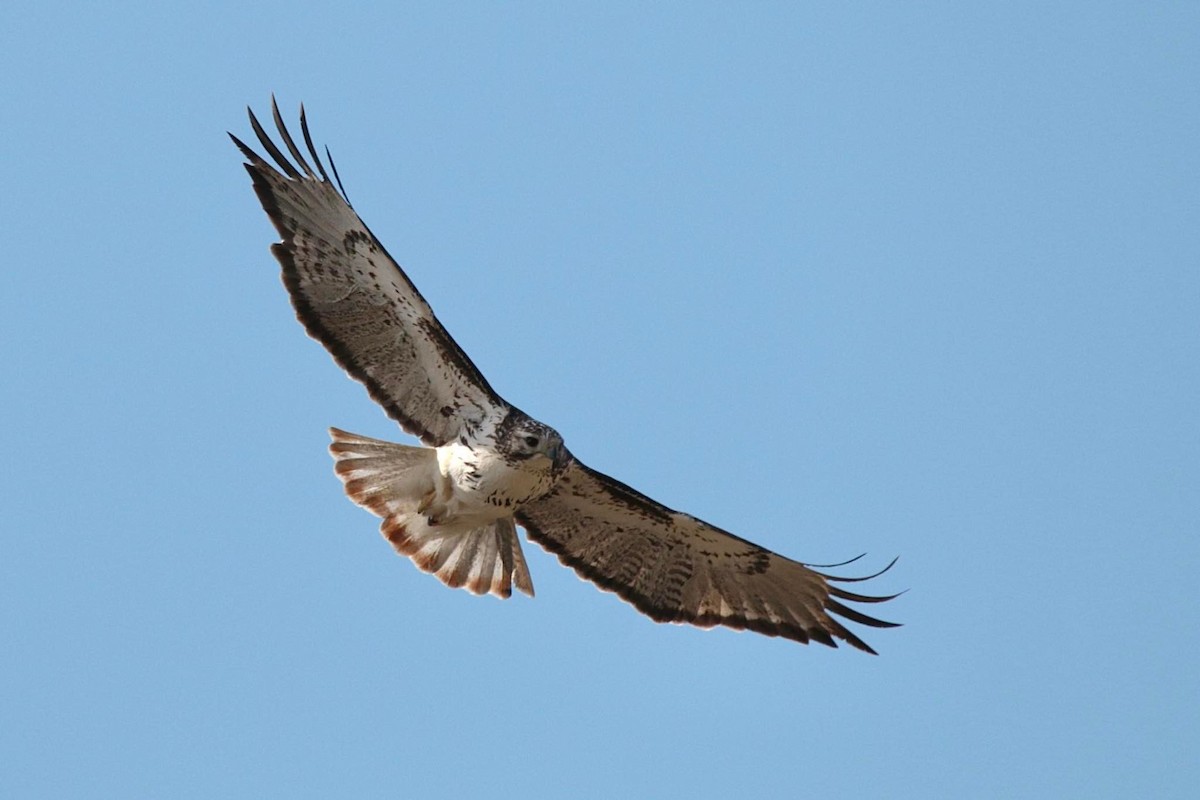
top-left (328, 428), bottom-right (535, 598)
top-left (379, 513), bottom-right (535, 599)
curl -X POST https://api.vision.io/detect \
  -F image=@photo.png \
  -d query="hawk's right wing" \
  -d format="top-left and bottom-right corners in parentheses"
top-left (231, 99), bottom-right (508, 446)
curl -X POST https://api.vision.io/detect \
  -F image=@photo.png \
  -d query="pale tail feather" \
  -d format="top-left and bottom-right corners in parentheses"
top-left (328, 427), bottom-right (535, 598)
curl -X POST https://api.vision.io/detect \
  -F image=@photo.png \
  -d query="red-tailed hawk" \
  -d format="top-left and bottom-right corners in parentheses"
top-left (232, 99), bottom-right (900, 653)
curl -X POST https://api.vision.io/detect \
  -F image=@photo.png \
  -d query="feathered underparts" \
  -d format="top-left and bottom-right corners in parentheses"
top-left (329, 428), bottom-right (534, 598)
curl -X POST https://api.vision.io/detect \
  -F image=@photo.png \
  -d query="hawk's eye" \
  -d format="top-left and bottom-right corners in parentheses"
top-left (523, 435), bottom-right (540, 448)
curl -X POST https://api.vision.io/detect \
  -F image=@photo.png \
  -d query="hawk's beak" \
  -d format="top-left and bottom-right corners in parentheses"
top-left (546, 442), bottom-right (567, 468)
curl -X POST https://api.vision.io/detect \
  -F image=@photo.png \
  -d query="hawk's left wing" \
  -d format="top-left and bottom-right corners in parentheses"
top-left (517, 462), bottom-right (900, 653)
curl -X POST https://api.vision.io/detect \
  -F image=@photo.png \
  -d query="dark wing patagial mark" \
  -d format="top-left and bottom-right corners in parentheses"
top-left (518, 461), bottom-right (901, 654)
top-left (231, 98), bottom-right (509, 446)
top-left (567, 465), bottom-right (677, 526)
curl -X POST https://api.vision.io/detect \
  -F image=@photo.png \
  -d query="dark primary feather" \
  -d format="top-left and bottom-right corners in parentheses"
top-left (230, 98), bottom-right (507, 446)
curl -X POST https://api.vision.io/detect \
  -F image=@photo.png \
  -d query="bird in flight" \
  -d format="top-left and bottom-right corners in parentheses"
top-left (231, 98), bottom-right (900, 653)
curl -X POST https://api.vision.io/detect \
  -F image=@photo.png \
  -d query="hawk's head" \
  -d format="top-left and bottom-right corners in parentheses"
top-left (497, 411), bottom-right (571, 473)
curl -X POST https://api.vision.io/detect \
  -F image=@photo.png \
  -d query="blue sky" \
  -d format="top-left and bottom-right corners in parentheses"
top-left (3, 2), bottom-right (1197, 797)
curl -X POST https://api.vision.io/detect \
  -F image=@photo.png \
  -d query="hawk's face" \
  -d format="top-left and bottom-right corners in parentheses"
top-left (500, 415), bottom-right (570, 473)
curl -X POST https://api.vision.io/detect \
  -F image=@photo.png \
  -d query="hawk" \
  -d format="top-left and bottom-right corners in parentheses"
top-left (232, 99), bottom-right (900, 653)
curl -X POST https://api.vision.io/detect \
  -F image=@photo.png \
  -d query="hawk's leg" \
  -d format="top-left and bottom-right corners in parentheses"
top-left (417, 488), bottom-right (451, 526)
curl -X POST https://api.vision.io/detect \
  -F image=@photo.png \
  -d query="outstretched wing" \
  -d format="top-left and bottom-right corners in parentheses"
top-left (518, 462), bottom-right (900, 653)
top-left (231, 99), bottom-right (507, 446)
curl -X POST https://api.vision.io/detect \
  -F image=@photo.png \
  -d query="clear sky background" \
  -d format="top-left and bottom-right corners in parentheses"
top-left (3, 3), bottom-right (1197, 798)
